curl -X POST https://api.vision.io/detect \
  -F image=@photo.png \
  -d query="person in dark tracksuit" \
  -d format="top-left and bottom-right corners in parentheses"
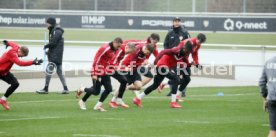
top-left (162, 17), bottom-right (190, 97)
top-left (163, 17), bottom-right (190, 49)
top-left (0, 41), bottom-right (42, 110)
top-left (36, 17), bottom-right (69, 94)
top-left (259, 57), bottom-right (276, 137)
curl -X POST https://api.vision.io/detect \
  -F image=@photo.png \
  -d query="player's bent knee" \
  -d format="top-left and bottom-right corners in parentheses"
top-left (173, 78), bottom-right (180, 85)
top-left (135, 86), bottom-right (142, 90)
top-left (12, 82), bottom-right (20, 88)
top-left (92, 90), bottom-right (100, 96)
top-left (134, 81), bottom-right (143, 90)
top-left (105, 90), bottom-right (112, 94)
top-left (187, 77), bottom-right (191, 83)
top-left (119, 79), bottom-right (128, 85)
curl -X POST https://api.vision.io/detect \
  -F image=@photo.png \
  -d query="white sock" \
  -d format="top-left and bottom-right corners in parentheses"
top-left (171, 94), bottom-right (177, 102)
top-left (94, 101), bottom-right (103, 109)
top-left (80, 87), bottom-right (85, 92)
top-left (117, 98), bottom-right (123, 104)
top-left (133, 90), bottom-right (140, 97)
top-left (138, 92), bottom-right (146, 100)
top-left (111, 96), bottom-right (117, 102)
top-left (1, 96), bottom-right (7, 101)
top-left (113, 89), bottom-right (119, 97)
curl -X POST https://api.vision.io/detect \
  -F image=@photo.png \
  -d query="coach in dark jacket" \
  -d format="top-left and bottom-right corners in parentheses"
top-left (36, 17), bottom-right (69, 94)
top-left (45, 23), bottom-right (64, 64)
top-left (163, 17), bottom-right (190, 49)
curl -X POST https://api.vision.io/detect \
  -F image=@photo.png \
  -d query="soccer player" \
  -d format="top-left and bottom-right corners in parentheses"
top-left (162, 17), bottom-right (190, 97)
top-left (121, 43), bottom-right (155, 97)
top-left (36, 17), bottom-right (69, 94)
top-left (77, 37), bottom-right (123, 111)
top-left (133, 41), bottom-right (193, 108)
top-left (259, 57), bottom-right (276, 137)
top-left (125, 33), bottom-right (160, 95)
top-left (77, 42), bottom-right (136, 108)
top-left (159, 33), bottom-right (206, 101)
top-left (107, 42), bottom-right (136, 108)
top-left (0, 40), bottom-right (43, 110)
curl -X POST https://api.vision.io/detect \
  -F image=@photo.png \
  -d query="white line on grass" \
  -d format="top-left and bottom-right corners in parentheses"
top-left (73, 134), bottom-right (121, 137)
top-left (0, 116), bottom-right (61, 122)
top-left (10, 99), bottom-right (74, 104)
top-left (261, 124), bottom-right (269, 127)
top-left (189, 93), bottom-right (258, 97)
top-left (187, 98), bottom-right (259, 103)
top-left (94, 118), bottom-right (124, 121)
top-left (8, 93), bottom-right (257, 104)
top-left (176, 120), bottom-right (211, 124)
top-left (145, 93), bottom-right (257, 99)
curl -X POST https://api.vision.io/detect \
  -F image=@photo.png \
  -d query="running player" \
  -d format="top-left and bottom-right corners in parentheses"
top-left (0, 40), bottom-right (43, 110)
top-left (133, 41), bottom-right (193, 108)
top-left (76, 37), bottom-right (123, 111)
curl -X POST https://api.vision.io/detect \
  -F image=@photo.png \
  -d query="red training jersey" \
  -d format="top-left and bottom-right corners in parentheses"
top-left (91, 42), bottom-right (117, 76)
top-left (0, 41), bottom-right (33, 76)
top-left (121, 44), bottom-right (149, 69)
top-left (155, 46), bottom-right (188, 69)
top-left (177, 38), bottom-right (201, 65)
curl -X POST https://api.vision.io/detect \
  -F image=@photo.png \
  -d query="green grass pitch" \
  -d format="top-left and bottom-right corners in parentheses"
top-left (0, 86), bottom-right (268, 137)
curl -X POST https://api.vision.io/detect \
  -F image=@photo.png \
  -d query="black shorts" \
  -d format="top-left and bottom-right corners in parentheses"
top-left (125, 70), bottom-right (141, 85)
top-left (139, 66), bottom-right (153, 78)
top-left (268, 100), bottom-right (276, 130)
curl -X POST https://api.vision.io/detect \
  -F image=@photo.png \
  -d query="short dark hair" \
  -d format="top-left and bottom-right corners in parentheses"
top-left (145, 43), bottom-right (155, 53)
top-left (46, 17), bottom-right (56, 26)
top-left (184, 40), bottom-right (193, 52)
top-left (150, 33), bottom-right (160, 41)
top-left (197, 33), bottom-right (206, 43)
top-left (114, 37), bottom-right (123, 44)
top-left (20, 46), bottom-right (29, 56)
top-left (173, 17), bottom-right (181, 22)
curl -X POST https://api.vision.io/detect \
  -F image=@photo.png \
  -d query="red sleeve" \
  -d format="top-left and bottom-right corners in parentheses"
top-left (153, 48), bottom-right (159, 57)
top-left (191, 51), bottom-right (198, 65)
top-left (8, 51), bottom-right (33, 66)
top-left (153, 44), bottom-right (159, 57)
top-left (7, 41), bottom-right (19, 49)
top-left (112, 49), bottom-right (124, 66)
top-left (92, 45), bottom-right (109, 76)
top-left (192, 45), bottom-right (201, 65)
top-left (154, 47), bottom-right (178, 65)
top-left (182, 55), bottom-right (191, 67)
top-left (177, 40), bottom-right (185, 48)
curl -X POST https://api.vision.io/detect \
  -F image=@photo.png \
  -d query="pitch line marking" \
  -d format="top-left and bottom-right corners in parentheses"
top-left (8, 93), bottom-right (257, 104)
top-left (176, 120), bottom-right (211, 124)
top-left (10, 99), bottom-right (74, 104)
top-left (94, 118), bottom-right (124, 121)
top-left (73, 134), bottom-right (121, 137)
top-left (0, 116), bottom-right (61, 122)
top-left (261, 124), bottom-right (269, 127)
